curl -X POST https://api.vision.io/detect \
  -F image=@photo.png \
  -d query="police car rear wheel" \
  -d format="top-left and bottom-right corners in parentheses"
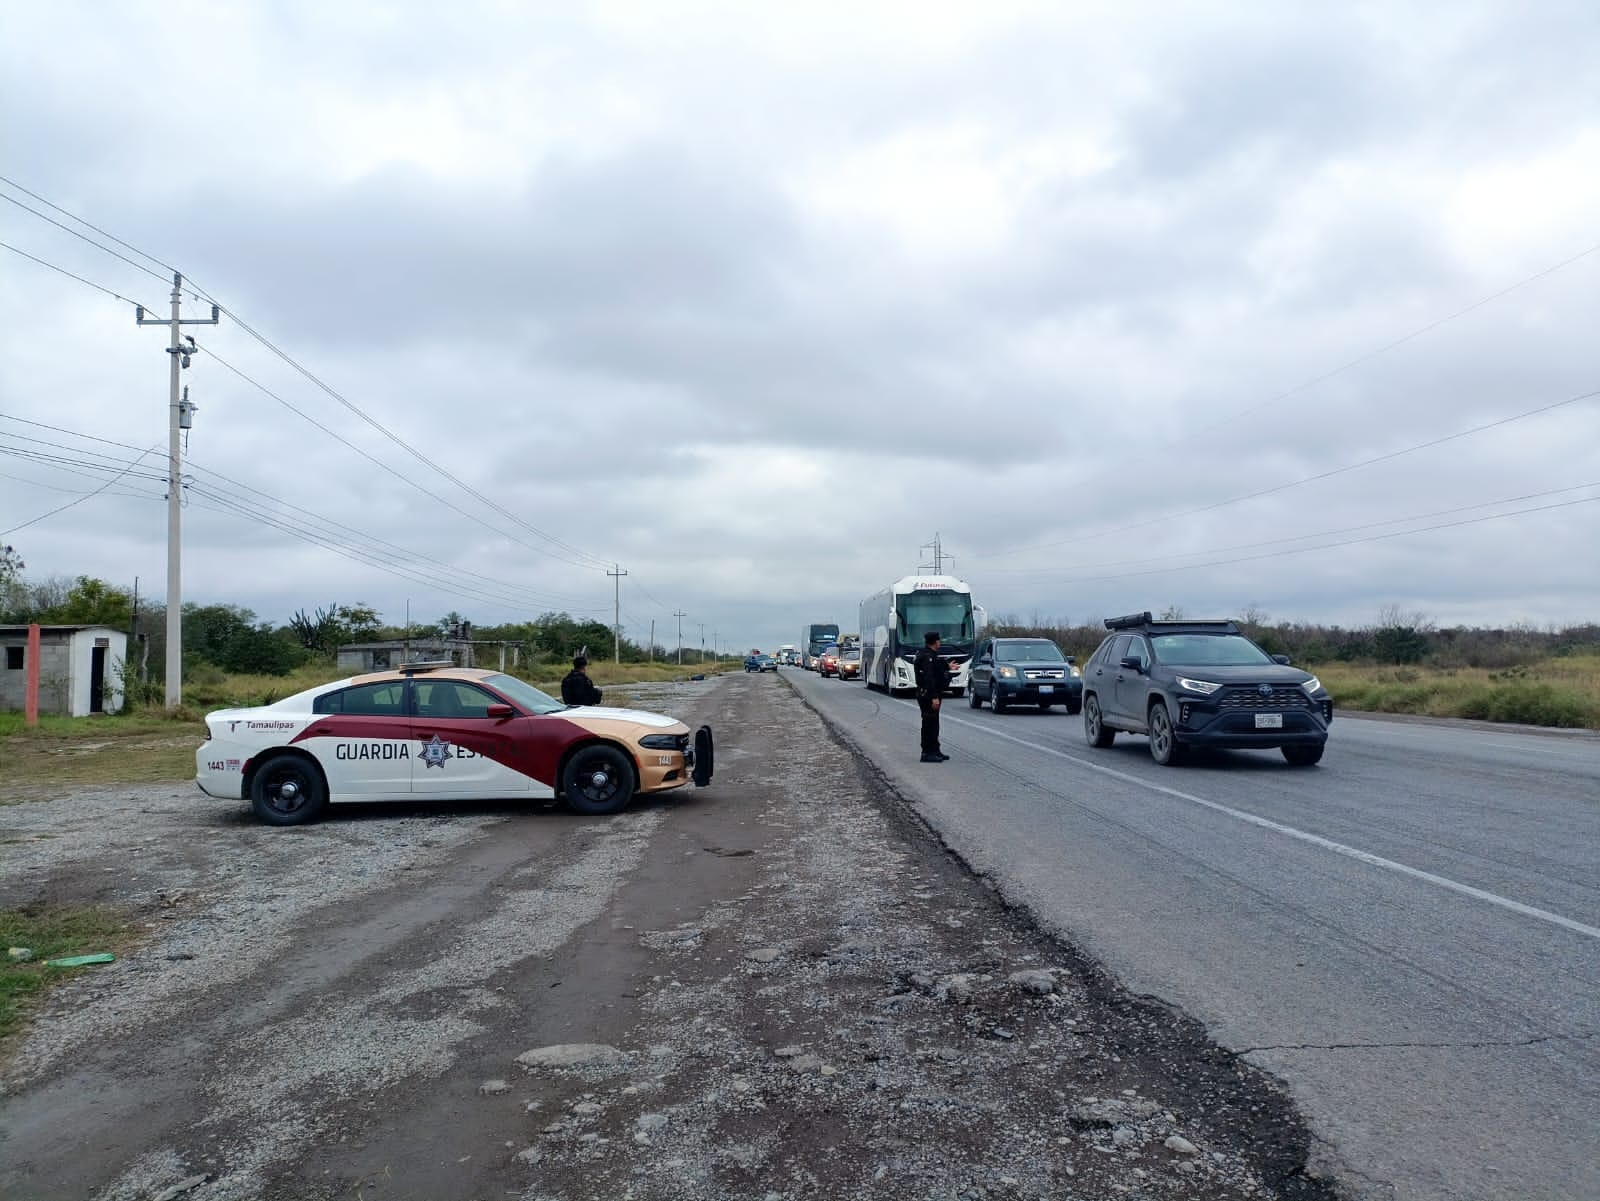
top-left (561, 745), bottom-right (636, 816)
top-left (250, 754), bottom-right (327, 826)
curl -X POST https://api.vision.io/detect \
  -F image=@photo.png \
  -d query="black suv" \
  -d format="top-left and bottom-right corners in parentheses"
top-left (968, 637), bottom-right (1083, 714)
top-left (1081, 612), bottom-right (1332, 766)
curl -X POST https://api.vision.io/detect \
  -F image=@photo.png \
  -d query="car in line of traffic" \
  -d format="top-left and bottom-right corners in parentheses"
top-left (1080, 612), bottom-right (1332, 766)
top-left (196, 660), bottom-right (714, 825)
top-left (968, 637), bottom-right (1082, 713)
top-left (744, 653), bottom-right (778, 672)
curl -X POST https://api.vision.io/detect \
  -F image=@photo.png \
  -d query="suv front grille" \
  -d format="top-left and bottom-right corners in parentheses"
top-left (1218, 686), bottom-right (1310, 710)
top-left (1023, 669), bottom-right (1066, 680)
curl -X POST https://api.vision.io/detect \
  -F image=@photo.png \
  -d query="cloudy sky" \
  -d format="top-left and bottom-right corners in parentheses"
top-left (2, 0), bottom-right (1596, 655)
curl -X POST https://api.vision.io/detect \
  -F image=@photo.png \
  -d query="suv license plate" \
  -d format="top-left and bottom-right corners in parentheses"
top-left (1255, 713), bottom-right (1283, 729)
top-left (1038, 684), bottom-right (1053, 693)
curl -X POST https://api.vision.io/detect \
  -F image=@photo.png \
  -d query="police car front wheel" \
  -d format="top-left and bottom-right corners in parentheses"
top-left (561, 745), bottom-right (637, 816)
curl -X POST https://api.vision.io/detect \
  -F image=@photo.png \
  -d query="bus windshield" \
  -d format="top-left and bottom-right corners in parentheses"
top-left (898, 592), bottom-right (975, 651)
top-left (806, 624), bottom-right (840, 652)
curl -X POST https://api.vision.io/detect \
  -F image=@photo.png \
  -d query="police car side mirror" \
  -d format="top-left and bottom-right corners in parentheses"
top-left (487, 703), bottom-right (514, 719)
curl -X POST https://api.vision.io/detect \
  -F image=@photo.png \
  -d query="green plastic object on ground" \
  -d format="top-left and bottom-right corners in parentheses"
top-left (42, 953), bottom-right (116, 968)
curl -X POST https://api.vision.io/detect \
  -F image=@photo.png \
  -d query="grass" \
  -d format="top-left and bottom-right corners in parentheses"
top-left (0, 905), bottom-right (141, 1044)
top-left (1, 658), bottom-right (742, 799)
top-left (1312, 654), bottom-right (1600, 729)
top-left (0, 710), bottom-right (204, 801)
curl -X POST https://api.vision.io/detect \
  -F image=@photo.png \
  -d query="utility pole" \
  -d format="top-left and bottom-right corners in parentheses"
top-left (607, 564), bottom-right (627, 663)
top-left (674, 609), bottom-right (687, 666)
top-left (649, 619), bottom-right (655, 663)
top-left (136, 273), bottom-right (218, 708)
top-left (698, 622), bottom-right (705, 663)
top-left (920, 531), bottom-right (947, 574)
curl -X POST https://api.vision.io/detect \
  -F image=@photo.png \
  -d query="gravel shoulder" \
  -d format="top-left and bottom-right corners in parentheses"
top-left (0, 672), bottom-right (1342, 1201)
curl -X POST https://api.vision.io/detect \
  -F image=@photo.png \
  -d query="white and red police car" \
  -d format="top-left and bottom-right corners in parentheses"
top-left (196, 661), bottom-right (713, 825)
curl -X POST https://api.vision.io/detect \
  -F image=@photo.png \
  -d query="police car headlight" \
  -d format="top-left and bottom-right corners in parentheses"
top-left (639, 734), bottom-right (684, 750)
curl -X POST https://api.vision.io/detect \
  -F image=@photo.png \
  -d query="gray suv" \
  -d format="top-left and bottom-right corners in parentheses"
top-left (1082, 612), bottom-right (1332, 766)
top-left (968, 637), bottom-right (1083, 713)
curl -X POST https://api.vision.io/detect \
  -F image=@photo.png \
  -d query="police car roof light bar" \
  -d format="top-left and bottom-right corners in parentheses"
top-left (398, 659), bottom-right (456, 674)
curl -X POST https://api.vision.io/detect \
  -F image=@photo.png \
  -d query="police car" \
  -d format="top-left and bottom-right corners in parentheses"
top-left (196, 660), bottom-right (714, 825)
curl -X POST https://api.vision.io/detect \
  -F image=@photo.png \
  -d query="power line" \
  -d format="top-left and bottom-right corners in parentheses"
top-left (987, 480), bottom-right (1600, 576)
top-left (0, 415), bottom-right (604, 612)
top-left (1, 443), bottom-right (162, 536)
top-left (0, 185), bottom-right (615, 572)
top-left (197, 344), bottom-right (613, 574)
top-left (0, 240), bottom-right (163, 309)
top-left (1051, 493), bottom-right (1600, 586)
top-left (1166, 239), bottom-right (1600, 444)
top-left (0, 190), bottom-right (171, 285)
top-left (981, 385), bottom-right (1600, 559)
top-left (0, 173), bottom-right (176, 276)
top-left (185, 312), bottom-right (613, 572)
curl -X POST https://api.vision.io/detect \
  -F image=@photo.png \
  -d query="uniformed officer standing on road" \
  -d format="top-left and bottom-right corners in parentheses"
top-left (913, 631), bottom-right (951, 762)
top-left (561, 655), bottom-right (604, 707)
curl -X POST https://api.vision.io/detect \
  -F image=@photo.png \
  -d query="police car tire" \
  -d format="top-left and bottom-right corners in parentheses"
top-left (561, 744), bottom-right (636, 816)
top-left (250, 753), bottom-right (328, 826)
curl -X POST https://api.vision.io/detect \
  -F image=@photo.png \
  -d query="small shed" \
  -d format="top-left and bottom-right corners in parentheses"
top-left (0, 624), bottom-right (127, 717)
top-left (336, 639), bottom-right (457, 673)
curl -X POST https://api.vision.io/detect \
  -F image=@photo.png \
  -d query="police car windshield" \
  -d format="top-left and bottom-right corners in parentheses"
top-left (483, 672), bottom-right (567, 714)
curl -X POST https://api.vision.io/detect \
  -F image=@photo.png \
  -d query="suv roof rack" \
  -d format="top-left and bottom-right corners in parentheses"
top-left (398, 658), bottom-right (456, 674)
top-left (1104, 612), bottom-right (1238, 632)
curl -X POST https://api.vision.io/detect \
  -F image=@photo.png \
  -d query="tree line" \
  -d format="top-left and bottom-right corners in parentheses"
top-left (988, 603), bottom-right (1600, 669)
top-left (0, 562), bottom-right (699, 686)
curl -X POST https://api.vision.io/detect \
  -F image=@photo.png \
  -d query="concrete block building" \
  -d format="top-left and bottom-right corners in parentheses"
top-left (0, 624), bottom-right (127, 716)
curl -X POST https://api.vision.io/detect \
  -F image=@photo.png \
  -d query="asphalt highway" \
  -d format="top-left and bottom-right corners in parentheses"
top-left (783, 667), bottom-right (1600, 1201)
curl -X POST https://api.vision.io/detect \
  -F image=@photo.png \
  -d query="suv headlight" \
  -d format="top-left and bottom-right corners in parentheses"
top-left (1177, 677), bottom-right (1221, 695)
top-left (998, 666), bottom-right (1018, 679)
top-left (1068, 665), bottom-right (1081, 678)
top-left (1301, 676), bottom-right (1323, 695)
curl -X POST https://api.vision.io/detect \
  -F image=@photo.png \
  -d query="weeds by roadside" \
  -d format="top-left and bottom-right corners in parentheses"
top-left (1313, 657), bottom-right (1600, 728)
top-left (0, 906), bottom-right (141, 1044)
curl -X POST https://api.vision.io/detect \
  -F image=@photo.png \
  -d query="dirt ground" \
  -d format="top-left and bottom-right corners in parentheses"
top-left (0, 672), bottom-right (1343, 1201)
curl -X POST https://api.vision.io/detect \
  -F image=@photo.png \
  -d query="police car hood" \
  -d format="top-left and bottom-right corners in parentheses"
top-left (565, 704), bottom-right (680, 728)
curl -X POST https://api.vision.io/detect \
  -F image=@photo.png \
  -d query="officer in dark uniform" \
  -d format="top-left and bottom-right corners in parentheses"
top-left (560, 655), bottom-right (604, 706)
top-left (913, 631), bottom-right (951, 762)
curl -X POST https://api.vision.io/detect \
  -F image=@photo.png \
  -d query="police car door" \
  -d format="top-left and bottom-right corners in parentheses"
top-left (410, 678), bottom-right (542, 797)
top-left (310, 678), bottom-right (414, 796)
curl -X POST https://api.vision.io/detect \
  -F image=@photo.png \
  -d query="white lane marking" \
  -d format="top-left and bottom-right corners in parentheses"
top-left (942, 712), bottom-right (1600, 944)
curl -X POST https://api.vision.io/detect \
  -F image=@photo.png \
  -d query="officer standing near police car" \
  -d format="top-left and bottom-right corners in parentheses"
top-left (913, 631), bottom-right (950, 762)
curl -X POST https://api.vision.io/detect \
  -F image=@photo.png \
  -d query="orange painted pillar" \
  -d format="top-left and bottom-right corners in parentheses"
top-left (24, 622), bottom-right (40, 726)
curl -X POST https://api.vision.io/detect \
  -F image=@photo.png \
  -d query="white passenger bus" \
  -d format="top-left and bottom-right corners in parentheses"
top-left (859, 575), bottom-right (983, 696)
top-left (800, 623), bottom-right (840, 671)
